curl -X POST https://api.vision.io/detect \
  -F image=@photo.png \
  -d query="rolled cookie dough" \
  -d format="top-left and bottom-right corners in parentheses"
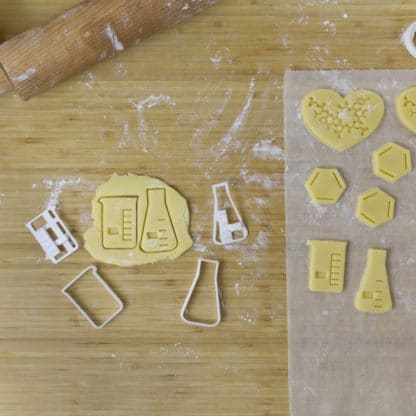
top-left (84, 173), bottom-right (193, 267)
top-left (301, 89), bottom-right (384, 152)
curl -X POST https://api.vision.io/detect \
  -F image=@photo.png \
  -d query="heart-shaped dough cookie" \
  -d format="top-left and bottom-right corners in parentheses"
top-left (396, 87), bottom-right (416, 134)
top-left (301, 89), bottom-right (385, 152)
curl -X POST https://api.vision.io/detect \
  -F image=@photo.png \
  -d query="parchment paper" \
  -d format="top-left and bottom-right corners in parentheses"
top-left (285, 70), bottom-right (416, 416)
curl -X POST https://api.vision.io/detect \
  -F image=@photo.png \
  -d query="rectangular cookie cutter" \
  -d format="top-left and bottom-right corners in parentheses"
top-left (26, 207), bottom-right (79, 264)
top-left (61, 265), bottom-right (124, 329)
top-left (212, 181), bottom-right (248, 245)
top-left (180, 258), bottom-right (221, 328)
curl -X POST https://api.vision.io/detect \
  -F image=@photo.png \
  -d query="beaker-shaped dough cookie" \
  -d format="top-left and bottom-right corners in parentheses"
top-left (355, 249), bottom-right (392, 313)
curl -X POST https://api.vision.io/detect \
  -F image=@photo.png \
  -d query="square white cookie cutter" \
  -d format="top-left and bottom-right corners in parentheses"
top-left (62, 265), bottom-right (124, 329)
top-left (26, 207), bottom-right (79, 264)
top-left (212, 181), bottom-right (248, 246)
top-left (180, 258), bottom-right (221, 328)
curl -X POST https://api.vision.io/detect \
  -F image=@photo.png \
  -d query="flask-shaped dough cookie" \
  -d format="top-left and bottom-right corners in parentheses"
top-left (140, 188), bottom-right (178, 253)
top-left (355, 249), bottom-right (392, 313)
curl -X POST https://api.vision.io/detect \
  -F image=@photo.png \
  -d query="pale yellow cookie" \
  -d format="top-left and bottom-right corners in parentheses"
top-left (372, 142), bottom-right (412, 183)
top-left (84, 173), bottom-right (193, 267)
top-left (307, 240), bottom-right (347, 293)
top-left (301, 89), bottom-right (384, 152)
top-left (396, 87), bottom-right (416, 134)
top-left (355, 187), bottom-right (395, 228)
top-left (355, 249), bottom-right (392, 313)
top-left (305, 167), bottom-right (346, 205)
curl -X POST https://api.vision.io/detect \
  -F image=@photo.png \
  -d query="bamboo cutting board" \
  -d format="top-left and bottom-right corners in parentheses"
top-left (0, 1), bottom-right (415, 415)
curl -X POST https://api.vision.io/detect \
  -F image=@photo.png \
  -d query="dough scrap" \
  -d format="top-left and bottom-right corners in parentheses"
top-left (301, 89), bottom-right (384, 152)
top-left (84, 173), bottom-right (193, 267)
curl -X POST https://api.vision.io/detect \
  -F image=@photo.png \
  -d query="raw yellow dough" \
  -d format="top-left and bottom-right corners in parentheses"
top-left (355, 187), bottom-right (395, 228)
top-left (355, 249), bottom-right (392, 313)
top-left (301, 89), bottom-right (384, 152)
top-left (304, 167), bottom-right (346, 204)
top-left (373, 142), bottom-right (412, 183)
top-left (84, 173), bottom-right (193, 267)
top-left (396, 87), bottom-right (416, 134)
top-left (307, 240), bottom-right (347, 293)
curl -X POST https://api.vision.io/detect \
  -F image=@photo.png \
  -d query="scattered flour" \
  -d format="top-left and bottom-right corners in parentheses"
top-left (42, 178), bottom-right (81, 208)
top-left (240, 169), bottom-right (280, 190)
top-left (127, 94), bottom-right (176, 152)
top-left (252, 139), bottom-right (284, 160)
top-left (192, 88), bottom-right (233, 144)
top-left (240, 313), bottom-right (257, 325)
top-left (81, 71), bottom-right (97, 89)
top-left (322, 19), bottom-right (337, 36)
top-left (12, 67), bottom-right (37, 83)
top-left (160, 343), bottom-right (199, 360)
top-left (211, 77), bottom-right (255, 160)
top-left (104, 25), bottom-right (124, 52)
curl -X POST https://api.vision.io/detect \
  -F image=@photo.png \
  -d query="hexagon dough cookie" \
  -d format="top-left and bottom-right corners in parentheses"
top-left (396, 87), bottom-right (416, 134)
top-left (305, 168), bottom-right (346, 204)
top-left (301, 89), bottom-right (385, 152)
top-left (372, 142), bottom-right (412, 183)
top-left (355, 187), bottom-right (395, 228)
top-left (84, 173), bottom-right (193, 267)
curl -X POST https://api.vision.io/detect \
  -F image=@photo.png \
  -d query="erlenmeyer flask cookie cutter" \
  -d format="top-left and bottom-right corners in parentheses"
top-left (212, 181), bottom-right (248, 245)
top-left (180, 258), bottom-right (221, 328)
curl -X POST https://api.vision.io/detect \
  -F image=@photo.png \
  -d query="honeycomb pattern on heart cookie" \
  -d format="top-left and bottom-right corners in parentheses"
top-left (305, 95), bottom-right (371, 140)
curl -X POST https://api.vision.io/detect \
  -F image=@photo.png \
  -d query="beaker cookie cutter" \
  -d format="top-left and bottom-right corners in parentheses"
top-left (26, 207), bottom-right (79, 264)
top-left (180, 258), bottom-right (221, 328)
top-left (212, 181), bottom-right (248, 246)
top-left (62, 265), bottom-right (124, 329)
top-left (403, 21), bottom-right (416, 59)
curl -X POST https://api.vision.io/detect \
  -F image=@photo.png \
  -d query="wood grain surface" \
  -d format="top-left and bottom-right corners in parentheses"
top-left (0, 1), bottom-right (414, 415)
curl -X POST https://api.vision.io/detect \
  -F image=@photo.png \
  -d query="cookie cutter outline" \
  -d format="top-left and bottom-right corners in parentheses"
top-left (62, 265), bottom-right (124, 329)
top-left (180, 258), bottom-right (221, 328)
top-left (212, 181), bottom-right (248, 246)
top-left (403, 21), bottom-right (416, 59)
top-left (26, 206), bottom-right (79, 264)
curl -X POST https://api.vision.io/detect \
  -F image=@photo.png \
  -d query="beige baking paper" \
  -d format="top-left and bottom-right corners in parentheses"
top-left (285, 70), bottom-right (416, 416)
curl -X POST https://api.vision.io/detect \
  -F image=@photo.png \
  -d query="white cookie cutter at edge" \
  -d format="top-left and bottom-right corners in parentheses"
top-left (180, 258), bottom-right (221, 328)
top-left (403, 21), bottom-right (416, 59)
top-left (62, 265), bottom-right (124, 329)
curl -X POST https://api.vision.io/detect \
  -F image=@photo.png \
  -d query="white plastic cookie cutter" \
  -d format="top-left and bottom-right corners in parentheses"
top-left (212, 181), bottom-right (248, 245)
top-left (26, 207), bottom-right (79, 264)
top-left (180, 258), bottom-right (221, 328)
top-left (62, 265), bottom-right (124, 329)
top-left (403, 21), bottom-right (416, 59)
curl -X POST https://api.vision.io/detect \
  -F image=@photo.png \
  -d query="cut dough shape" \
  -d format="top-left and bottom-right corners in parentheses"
top-left (305, 168), bottom-right (346, 204)
top-left (84, 173), bottom-right (193, 267)
top-left (355, 187), bottom-right (395, 228)
top-left (301, 89), bottom-right (385, 152)
top-left (307, 240), bottom-right (347, 293)
top-left (372, 142), bottom-right (412, 183)
top-left (396, 87), bottom-right (416, 134)
top-left (355, 249), bottom-right (392, 313)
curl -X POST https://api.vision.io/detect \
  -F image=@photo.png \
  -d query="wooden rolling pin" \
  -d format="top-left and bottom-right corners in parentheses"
top-left (0, 0), bottom-right (218, 100)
